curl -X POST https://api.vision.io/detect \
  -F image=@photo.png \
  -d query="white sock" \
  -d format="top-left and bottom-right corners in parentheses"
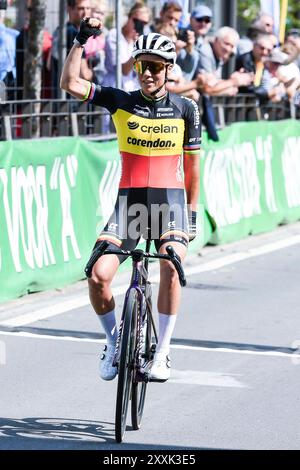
top-left (97, 309), bottom-right (117, 345)
top-left (156, 313), bottom-right (177, 355)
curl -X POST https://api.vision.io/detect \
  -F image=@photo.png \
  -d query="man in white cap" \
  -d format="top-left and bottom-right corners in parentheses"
top-left (266, 48), bottom-right (300, 102)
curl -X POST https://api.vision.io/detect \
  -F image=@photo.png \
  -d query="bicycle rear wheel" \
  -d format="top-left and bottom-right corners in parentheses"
top-left (115, 289), bottom-right (137, 443)
top-left (131, 299), bottom-right (152, 430)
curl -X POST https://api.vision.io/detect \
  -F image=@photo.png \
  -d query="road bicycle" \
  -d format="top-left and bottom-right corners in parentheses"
top-left (85, 238), bottom-right (186, 443)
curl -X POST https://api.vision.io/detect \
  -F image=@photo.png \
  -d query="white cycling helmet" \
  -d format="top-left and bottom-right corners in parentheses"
top-left (132, 33), bottom-right (177, 64)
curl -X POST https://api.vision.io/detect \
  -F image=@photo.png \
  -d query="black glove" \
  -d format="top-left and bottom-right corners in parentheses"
top-left (188, 210), bottom-right (197, 242)
top-left (75, 18), bottom-right (102, 46)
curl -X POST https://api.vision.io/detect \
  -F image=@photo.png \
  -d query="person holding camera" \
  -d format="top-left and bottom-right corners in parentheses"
top-left (103, 2), bottom-right (150, 91)
top-left (154, 22), bottom-right (203, 102)
top-left (177, 5), bottom-right (213, 82)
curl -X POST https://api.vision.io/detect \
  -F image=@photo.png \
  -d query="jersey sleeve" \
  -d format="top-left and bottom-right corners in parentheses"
top-left (85, 84), bottom-right (124, 114)
top-left (182, 98), bottom-right (202, 155)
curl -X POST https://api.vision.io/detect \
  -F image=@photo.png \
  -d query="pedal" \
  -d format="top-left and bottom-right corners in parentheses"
top-left (148, 376), bottom-right (168, 383)
top-left (143, 370), bottom-right (168, 383)
top-left (150, 344), bottom-right (156, 360)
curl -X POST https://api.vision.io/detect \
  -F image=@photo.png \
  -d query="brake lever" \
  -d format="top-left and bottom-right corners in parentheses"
top-left (84, 240), bottom-right (109, 278)
top-left (165, 245), bottom-right (187, 287)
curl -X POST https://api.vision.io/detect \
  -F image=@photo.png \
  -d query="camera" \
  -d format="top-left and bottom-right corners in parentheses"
top-left (177, 29), bottom-right (188, 42)
top-left (133, 18), bottom-right (146, 36)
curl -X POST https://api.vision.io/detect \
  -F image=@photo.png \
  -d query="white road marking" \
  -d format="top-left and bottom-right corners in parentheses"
top-left (2, 234), bottom-right (300, 328)
top-left (0, 330), bottom-right (299, 360)
top-left (0, 330), bottom-right (103, 343)
top-left (170, 344), bottom-right (299, 358)
top-left (169, 370), bottom-right (247, 388)
top-left (0, 285), bottom-right (128, 327)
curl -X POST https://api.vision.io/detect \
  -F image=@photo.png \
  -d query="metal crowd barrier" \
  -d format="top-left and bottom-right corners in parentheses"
top-left (0, 99), bottom-right (115, 141)
top-left (0, 94), bottom-right (299, 141)
top-left (210, 94), bottom-right (298, 128)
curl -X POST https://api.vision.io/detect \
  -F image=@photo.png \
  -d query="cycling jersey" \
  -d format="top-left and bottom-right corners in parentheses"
top-left (87, 84), bottom-right (201, 189)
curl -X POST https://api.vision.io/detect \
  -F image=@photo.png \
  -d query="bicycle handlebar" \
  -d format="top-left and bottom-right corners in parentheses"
top-left (84, 241), bottom-right (186, 287)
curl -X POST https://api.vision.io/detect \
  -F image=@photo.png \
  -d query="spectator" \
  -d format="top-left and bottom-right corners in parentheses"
top-left (237, 13), bottom-right (275, 57)
top-left (236, 34), bottom-right (277, 103)
top-left (198, 27), bottom-right (253, 142)
top-left (198, 27), bottom-right (253, 95)
top-left (51, 0), bottom-right (92, 97)
top-left (152, 2), bottom-right (198, 83)
top-left (266, 48), bottom-right (300, 102)
top-left (101, 2), bottom-right (150, 133)
top-left (237, 25), bottom-right (265, 57)
top-left (155, 22), bottom-right (203, 101)
top-left (84, 2), bottom-right (107, 85)
top-left (151, 1), bottom-right (183, 32)
top-left (188, 5), bottom-right (213, 50)
top-left (264, 49), bottom-right (288, 102)
top-left (269, 33), bottom-right (279, 49)
top-left (0, 8), bottom-right (19, 100)
top-left (256, 13), bottom-right (274, 34)
top-left (177, 5), bottom-right (212, 81)
top-left (284, 31), bottom-right (300, 68)
top-left (103, 2), bottom-right (150, 91)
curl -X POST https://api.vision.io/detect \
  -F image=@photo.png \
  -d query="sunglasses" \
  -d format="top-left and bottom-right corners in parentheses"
top-left (195, 17), bottom-right (211, 24)
top-left (133, 60), bottom-right (166, 75)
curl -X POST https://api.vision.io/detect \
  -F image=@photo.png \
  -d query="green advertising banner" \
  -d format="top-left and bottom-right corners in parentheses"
top-left (201, 119), bottom-right (300, 244)
top-left (1, 119), bottom-right (300, 302)
top-left (0, 137), bottom-right (121, 302)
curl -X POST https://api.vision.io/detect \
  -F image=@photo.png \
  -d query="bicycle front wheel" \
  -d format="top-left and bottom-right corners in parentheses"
top-left (131, 299), bottom-right (152, 430)
top-left (115, 289), bottom-right (137, 443)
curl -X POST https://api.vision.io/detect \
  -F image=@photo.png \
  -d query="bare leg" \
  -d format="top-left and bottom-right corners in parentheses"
top-left (150, 241), bottom-right (187, 380)
top-left (157, 241), bottom-right (187, 315)
top-left (90, 253), bottom-right (120, 381)
top-left (88, 254), bottom-right (120, 315)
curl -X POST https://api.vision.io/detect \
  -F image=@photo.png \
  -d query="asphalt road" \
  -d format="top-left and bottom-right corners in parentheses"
top-left (1, 223), bottom-right (300, 450)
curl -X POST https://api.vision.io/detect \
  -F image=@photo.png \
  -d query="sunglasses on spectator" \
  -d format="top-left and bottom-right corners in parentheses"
top-left (134, 60), bottom-right (166, 75)
top-left (195, 17), bottom-right (211, 24)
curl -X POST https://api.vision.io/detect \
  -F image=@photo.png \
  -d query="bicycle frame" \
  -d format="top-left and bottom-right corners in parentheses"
top-left (113, 239), bottom-right (157, 381)
top-left (84, 238), bottom-right (186, 442)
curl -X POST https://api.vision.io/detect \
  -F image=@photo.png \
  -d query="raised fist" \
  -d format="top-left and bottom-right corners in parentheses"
top-left (75, 17), bottom-right (102, 46)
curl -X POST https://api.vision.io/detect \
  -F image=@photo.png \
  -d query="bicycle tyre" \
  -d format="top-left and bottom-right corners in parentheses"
top-left (115, 289), bottom-right (137, 443)
top-left (131, 299), bottom-right (152, 430)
